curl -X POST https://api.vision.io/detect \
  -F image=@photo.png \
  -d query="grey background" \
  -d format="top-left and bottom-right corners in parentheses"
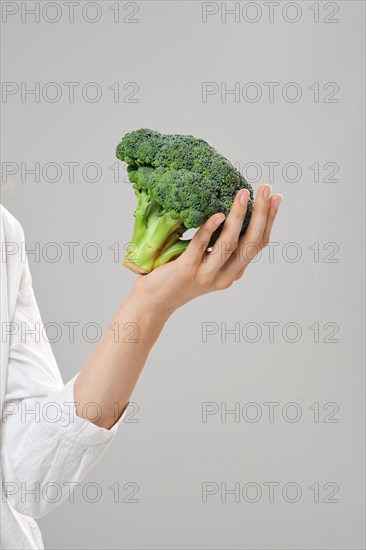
top-left (1, 1), bottom-right (365, 548)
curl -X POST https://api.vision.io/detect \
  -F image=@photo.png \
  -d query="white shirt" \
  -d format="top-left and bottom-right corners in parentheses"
top-left (0, 206), bottom-right (125, 549)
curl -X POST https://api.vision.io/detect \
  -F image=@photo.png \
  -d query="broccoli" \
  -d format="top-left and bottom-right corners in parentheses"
top-left (116, 128), bottom-right (254, 274)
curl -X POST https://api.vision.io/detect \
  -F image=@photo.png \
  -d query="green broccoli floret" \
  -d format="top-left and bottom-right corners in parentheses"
top-left (116, 128), bottom-right (253, 274)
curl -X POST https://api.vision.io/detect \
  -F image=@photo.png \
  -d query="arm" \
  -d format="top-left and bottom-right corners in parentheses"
top-left (74, 294), bottom-right (170, 429)
top-left (74, 184), bottom-right (282, 429)
top-left (0, 185), bottom-right (280, 519)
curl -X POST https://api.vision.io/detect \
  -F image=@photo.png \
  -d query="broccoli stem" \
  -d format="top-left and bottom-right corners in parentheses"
top-left (153, 239), bottom-right (190, 269)
top-left (123, 189), bottom-right (187, 274)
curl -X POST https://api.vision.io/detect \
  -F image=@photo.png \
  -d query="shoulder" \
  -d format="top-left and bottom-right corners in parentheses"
top-left (0, 206), bottom-right (28, 313)
top-left (0, 205), bottom-right (25, 246)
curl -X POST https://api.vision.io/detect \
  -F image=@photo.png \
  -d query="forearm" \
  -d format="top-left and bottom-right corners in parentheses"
top-left (74, 291), bottom-right (170, 429)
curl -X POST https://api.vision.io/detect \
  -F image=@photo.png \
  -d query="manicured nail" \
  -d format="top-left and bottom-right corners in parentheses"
top-left (263, 185), bottom-right (271, 199)
top-left (239, 189), bottom-right (249, 205)
top-left (214, 214), bottom-right (226, 227)
top-left (273, 196), bottom-right (282, 208)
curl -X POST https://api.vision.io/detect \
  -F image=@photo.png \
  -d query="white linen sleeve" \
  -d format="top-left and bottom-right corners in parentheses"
top-left (1, 374), bottom-right (128, 519)
top-left (1, 237), bottom-right (128, 519)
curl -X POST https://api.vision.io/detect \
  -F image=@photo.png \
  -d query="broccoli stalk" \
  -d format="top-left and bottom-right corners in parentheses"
top-left (123, 189), bottom-right (189, 274)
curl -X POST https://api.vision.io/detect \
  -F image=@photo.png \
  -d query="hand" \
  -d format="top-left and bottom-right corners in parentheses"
top-left (131, 184), bottom-right (282, 317)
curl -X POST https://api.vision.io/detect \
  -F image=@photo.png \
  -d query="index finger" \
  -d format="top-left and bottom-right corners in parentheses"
top-left (181, 213), bottom-right (226, 266)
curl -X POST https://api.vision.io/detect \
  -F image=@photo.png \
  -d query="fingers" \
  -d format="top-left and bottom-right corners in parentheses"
top-left (244, 184), bottom-right (272, 243)
top-left (262, 194), bottom-right (282, 246)
top-left (221, 184), bottom-right (280, 279)
top-left (207, 189), bottom-right (250, 268)
top-left (228, 184), bottom-right (272, 268)
top-left (181, 212), bottom-right (226, 266)
top-left (179, 184), bottom-right (282, 285)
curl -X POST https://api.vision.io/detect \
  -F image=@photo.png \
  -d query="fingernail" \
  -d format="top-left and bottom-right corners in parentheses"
top-left (214, 214), bottom-right (226, 227)
top-left (239, 189), bottom-right (249, 205)
top-left (273, 196), bottom-right (282, 208)
top-left (263, 185), bottom-right (271, 199)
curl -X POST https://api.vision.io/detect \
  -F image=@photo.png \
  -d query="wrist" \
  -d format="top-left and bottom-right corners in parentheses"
top-left (128, 285), bottom-right (174, 323)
